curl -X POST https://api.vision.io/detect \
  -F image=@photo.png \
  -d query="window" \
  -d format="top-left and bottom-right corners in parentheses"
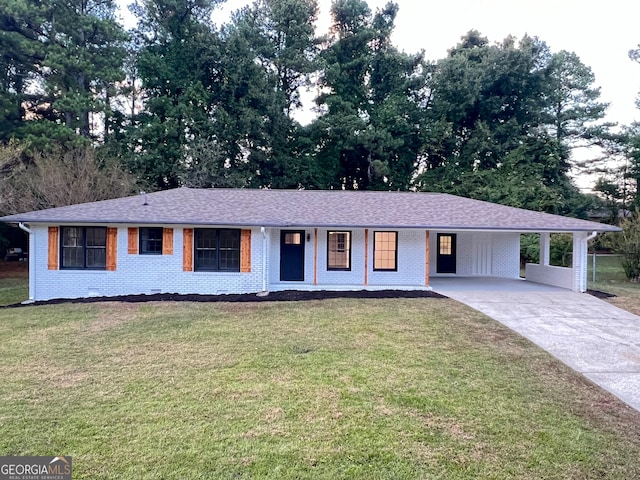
top-left (284, 232), bottom-right (302, 245)
top-left (373, 231), bottom-right (397, 271)
top-left (140, 227), bottom-right (163, 255)
top-left (61, 226), bottom-right (107, 269)
top-left (195, 229), bottom-right (240, 272)
top-left (327, 231), bottom-right (351, 270)
top-left (439, 235), bottom-right (452, 255)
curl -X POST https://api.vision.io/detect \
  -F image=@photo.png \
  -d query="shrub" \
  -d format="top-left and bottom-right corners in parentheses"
top-left (520, 233), bottom-right (573, 268)
top-left (612, 210), bottom-right (640, 281)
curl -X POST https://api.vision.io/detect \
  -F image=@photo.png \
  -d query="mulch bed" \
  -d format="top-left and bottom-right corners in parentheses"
top-left (1, 289), bottom-right (446, 309)
top-left (587, 289), bottom-right (617, 299)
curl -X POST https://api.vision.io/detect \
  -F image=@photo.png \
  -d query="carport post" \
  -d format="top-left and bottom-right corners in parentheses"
top-left (540, 232), bottom-right (550, 266)
top-left (572, 231), bottom-right (598, 292)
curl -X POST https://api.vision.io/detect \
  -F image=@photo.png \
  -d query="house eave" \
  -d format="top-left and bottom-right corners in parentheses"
top-left (2, 219), bottom-right (621, 233)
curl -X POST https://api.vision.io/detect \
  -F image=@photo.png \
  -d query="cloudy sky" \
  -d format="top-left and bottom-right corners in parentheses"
top-left (213, 0), bottom-right (640, 127)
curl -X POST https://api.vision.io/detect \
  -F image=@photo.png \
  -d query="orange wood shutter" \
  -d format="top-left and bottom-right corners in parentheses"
top-left (106, 227), bottom-right (118, 271)
top-left (163, 228), bottom-right (174, 255)
top-left (240, 229), bottom-right (251, 273)
top-left (48, 226), bottom-right (59, 270)
top-left (128, 227), bottom-right (138, 254)
top-left (183, 228), bottom-right (193, 271)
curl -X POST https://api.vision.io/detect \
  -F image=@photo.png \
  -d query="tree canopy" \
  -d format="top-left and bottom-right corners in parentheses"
top-left (0, 0), bottom-right (625, 219)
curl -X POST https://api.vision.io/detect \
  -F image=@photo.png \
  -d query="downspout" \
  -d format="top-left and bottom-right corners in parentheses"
top-left (18, 223), bottom-right (35, 303)
top-left (258, 227), bottom-right (269, 296)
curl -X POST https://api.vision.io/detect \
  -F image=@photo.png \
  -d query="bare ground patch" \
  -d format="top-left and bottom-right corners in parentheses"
top-left (85, 302), bottom-right (143, 333)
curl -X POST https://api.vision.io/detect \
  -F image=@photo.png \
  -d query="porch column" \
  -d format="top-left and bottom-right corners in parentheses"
top-left (540, 232), bottom-right (550, 266)
top-left (364, 229), bottom-right (369, 286)
top-left (572, 231), bottom-right (596, 293)
top-left (425, 230), bottom-right (430, 286)
top-left (313, 228), bottom-right (318, 285)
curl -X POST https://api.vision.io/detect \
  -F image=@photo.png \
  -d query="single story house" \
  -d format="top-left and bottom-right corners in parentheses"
top-left (0, 188), bottom-right (620, 302)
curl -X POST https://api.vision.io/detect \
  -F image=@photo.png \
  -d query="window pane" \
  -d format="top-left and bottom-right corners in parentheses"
top-left (86, 227), bottom-right (106, 247)
top-left (195, 229), bottom-right (217, 270)
top-left (196, 230), bottom-right (216, 249)
top-left (439, 236), bottom-right (452, 255)
top-left (328, 231), bottom-right (350, 270)
top-left (86, 247), bottom-right (106, 268)
top-left (62, 227), bottom-right (84, 268)
top-left (62, 246), bottom-right (84, 268)
top-left (285, 233), bottom-right (301, 245)
top-left (140, 227), bottom-right (163, 254)
top-left (374, 231), bottom-right (397, 270)
top-left (219, 230), bottom-right (240, 271)
top-left (86, 227), bottom-right (106, 268)
top-left (63, 227), bottom-right (82, 247)
top-left (196, 248), bottom-right (218, 270)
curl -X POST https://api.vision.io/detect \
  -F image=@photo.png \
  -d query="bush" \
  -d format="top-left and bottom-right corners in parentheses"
top-left (550, 233), bottom-right (573, 268)
top-left (521, 233), bottom-right (573, 268)
top-left (612, 210), bottom-right (640, 281)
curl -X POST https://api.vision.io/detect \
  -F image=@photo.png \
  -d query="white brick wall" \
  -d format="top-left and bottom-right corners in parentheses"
top-left (525, 264), bottom-right (573, 289)
top-left (269, 228), bottom-right (428, 290)
top-left (491, 232), bottom-right (521, 278)
top-left (32, 225), bottom-right (265, 300)
top-left (430, 231), bottom-right (520, 279)
top-left (29, 225), bottom-right (524, 300)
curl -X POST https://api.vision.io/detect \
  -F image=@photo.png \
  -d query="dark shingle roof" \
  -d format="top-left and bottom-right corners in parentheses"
top-left (0, 187), bottom-right (620, 232)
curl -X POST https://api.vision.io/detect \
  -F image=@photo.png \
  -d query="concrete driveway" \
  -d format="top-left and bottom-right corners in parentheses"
top-left (431, 277), bottom-right (640, 412)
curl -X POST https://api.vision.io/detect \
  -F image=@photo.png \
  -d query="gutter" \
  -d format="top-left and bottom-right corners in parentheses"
top-left (18, 223), bottom-right (35, 303)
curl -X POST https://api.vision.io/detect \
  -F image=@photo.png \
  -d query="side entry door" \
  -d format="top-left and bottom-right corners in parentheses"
top-left (436, 233), bottom-right (457, 274)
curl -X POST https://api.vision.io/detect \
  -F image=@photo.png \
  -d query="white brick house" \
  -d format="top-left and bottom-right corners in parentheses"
top-left (0, 188), bottom-right (619, 301)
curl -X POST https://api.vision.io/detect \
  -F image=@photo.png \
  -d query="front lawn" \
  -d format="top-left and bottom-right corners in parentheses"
top-left (1, 298), bottom-right (639, 479)
top-left (0, 260), bottom-right (28, 306)
top-left (588, 254), bottom-right (640, 315)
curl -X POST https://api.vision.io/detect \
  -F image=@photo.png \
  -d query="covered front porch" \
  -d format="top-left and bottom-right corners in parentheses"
top-left (264, 227), bottom-right (596, 294)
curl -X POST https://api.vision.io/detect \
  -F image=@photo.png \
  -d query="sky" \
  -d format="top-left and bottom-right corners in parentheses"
top-left (210, 0), bottom-right (640, 128)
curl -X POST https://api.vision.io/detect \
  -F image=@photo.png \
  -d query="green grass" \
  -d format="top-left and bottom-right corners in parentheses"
top-left (1, 298), bottom-right (640, 479)
top-left (588, 255), bottom-right (640, 315)
top-left (0, 275), bottom-right (28, 306)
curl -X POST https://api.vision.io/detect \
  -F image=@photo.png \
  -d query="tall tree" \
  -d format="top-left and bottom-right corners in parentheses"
top-left (0, 0), bottom-right (127, 146)
top-left (417, 32), bottom-right (595, 215)
top-left (198, 0), bottom-right (320, 189)
top-left (127, 0), bottom-right (223, 189)
top-left (311, 0), bottom-right (427, 190)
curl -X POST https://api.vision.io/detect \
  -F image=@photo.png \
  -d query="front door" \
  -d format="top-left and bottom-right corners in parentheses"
top-left (437, 233), bottom-right (457, 274)
top-left (280, 230), bottom-right (305, 281)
